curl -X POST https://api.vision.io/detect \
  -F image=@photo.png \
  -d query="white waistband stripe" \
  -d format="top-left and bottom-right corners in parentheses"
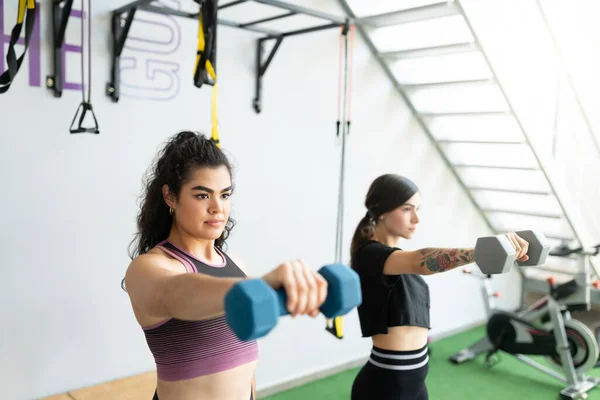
top-left (368, 355), bottom-right (430, 371)
top-left (371, 347), bottom-right (428, 360)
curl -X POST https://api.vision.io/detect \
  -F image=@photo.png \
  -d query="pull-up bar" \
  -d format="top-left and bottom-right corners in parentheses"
top-left (106, 0), bottom-right (348, 112)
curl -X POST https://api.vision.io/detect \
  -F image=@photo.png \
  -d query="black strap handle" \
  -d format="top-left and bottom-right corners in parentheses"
top-left (0, 0), bottom-right (37, 94)
top-left (194, 0), bottom-right (217, 88)
top-left (69, 102), bottom-right (99, 134)
top-left (69, 0), bottom-right (99, 134)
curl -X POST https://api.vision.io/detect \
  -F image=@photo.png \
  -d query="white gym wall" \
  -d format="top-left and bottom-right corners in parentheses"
top-left (0, 1), bottom-right (538, 399)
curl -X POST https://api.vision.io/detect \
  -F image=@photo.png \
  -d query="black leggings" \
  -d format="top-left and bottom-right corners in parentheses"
top-left (351, 345), bottom-right (430, 400)
top-left (152, 388), bottom-right (254, 399)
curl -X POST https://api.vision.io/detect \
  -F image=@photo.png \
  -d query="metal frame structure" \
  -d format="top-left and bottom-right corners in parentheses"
top-left (105, 0), bottom-right (348, 111)
top-left (453, 0), bottom-right (584, 246)
top-left (47, 0), bottom-right (76, 98)
top-left (337, 0), bottom-right (495, 234)
top-left (337, 0), bottom-right (584, 244)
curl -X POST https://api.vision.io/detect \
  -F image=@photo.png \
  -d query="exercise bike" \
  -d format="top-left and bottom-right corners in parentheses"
top-left (597, 326), bottom-right (600, 368)
top-left (449, 244), bottom-right (600, 399)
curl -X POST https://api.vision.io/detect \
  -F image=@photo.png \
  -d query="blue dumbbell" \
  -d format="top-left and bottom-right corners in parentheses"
top-left (224, 264), bottom-right (362, 341)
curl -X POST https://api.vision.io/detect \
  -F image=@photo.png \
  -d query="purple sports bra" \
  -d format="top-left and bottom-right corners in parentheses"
top-left (142, 240), bottom-right (258, 381)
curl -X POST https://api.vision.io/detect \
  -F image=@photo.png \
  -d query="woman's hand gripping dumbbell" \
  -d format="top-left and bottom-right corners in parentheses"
top-left (474, 230), bottom-right (551, 274)
top-left (224, 260), bottom-right (362, 341)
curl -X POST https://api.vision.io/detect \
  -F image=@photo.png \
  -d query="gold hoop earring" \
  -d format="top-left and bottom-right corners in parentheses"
top-left (169, 207), bottom-right (174, 215)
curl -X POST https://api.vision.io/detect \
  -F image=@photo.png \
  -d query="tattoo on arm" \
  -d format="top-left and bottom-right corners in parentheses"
top-left (418, 248), bottom-right (475, 274)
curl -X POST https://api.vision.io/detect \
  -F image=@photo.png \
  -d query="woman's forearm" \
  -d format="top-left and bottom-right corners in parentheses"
top-left (418, 248), bottom-right (475, 275)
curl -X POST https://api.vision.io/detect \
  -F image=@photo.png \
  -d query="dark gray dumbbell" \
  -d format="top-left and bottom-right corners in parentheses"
top-left (474, 230), bottom-right (550, 274)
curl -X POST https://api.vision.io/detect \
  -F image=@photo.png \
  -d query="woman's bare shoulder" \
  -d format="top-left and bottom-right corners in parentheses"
top-left (128, 247), bottom-right (187, 277)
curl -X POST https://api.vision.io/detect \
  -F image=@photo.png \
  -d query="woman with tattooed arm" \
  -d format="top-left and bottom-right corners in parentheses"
top-left (349, 174), bottom-right (529, 400)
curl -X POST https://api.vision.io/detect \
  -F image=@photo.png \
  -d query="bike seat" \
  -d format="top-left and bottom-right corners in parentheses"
top-left (551, 279), bottom-right (578, 301)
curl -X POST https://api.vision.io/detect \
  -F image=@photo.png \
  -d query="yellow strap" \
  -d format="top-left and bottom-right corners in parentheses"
top-left (206, 58), bottom-right (215, 78)
top-left (211, 83), bottom-right (219, 147)
top-left (334, 316), bottom-right (343, 337)
top-left (326, 316), bottom-right (344, 339)
top-left (18, 0), bottom-right (27, 24)
top-left (196, 10), bottom-right (219, 147)
top-left (27, 0), bottom-right (35, 10)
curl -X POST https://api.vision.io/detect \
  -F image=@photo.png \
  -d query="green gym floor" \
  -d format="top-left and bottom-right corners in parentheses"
top-left (263, 325), bottom-right (600, 400)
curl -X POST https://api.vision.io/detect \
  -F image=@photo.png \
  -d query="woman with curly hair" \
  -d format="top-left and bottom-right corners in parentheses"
top-left (123, 131), bottom-right (327, 400)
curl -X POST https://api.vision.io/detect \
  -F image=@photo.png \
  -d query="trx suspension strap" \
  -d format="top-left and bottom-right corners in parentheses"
top-left (347, 25), bottom-right (354, 136)
top-left (335, 23), bottom-right (355, 141)
top-left (326, 22), bottom-right (355, 340)
top-left (194, 0), bottom-right (219, 147)
top-left (70, 0), bottom-right (99, 134)
top-left (0, 0), bottom-right (36, 94)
